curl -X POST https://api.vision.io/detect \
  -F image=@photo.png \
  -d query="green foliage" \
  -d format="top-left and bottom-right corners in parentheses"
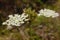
top-left (32, 0), bottom-right (41, 2)
top-left (22, 0), bottom-right (29, 3)
top-left (23, 8), bottom-right (42, 27)
top-left (28, 28), bottom-right (42, 40)
top-left (24, 8), bottom-right (37, 20)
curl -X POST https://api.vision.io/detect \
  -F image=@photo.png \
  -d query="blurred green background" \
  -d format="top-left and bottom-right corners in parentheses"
top-left (0, 0), bottom-right (60, 40)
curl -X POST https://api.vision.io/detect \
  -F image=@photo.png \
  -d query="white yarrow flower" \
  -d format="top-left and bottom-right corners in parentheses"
top-left (2, 13), bottom-right (29, 29)
top-left (38, 8), bottom-right (59, 18)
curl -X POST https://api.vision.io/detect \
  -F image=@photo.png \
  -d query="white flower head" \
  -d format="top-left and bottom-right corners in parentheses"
top-left (38, 8), bottom-right (59, 18)
top-left (2, 13), bottom-right (29, 29)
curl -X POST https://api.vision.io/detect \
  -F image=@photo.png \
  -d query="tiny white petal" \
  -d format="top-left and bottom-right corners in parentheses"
top-left (25, 19), bottom-right (29, 21)
top-left (8, 15), bottom-right (13, 18)
top-left (2, 22), bottom-right (7, 25)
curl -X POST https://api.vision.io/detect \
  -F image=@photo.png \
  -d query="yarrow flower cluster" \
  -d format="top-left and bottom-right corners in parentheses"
top-left (2, 13), bottom-right (29, 27)
top-left (38, 9), bottom-right (59, 18)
